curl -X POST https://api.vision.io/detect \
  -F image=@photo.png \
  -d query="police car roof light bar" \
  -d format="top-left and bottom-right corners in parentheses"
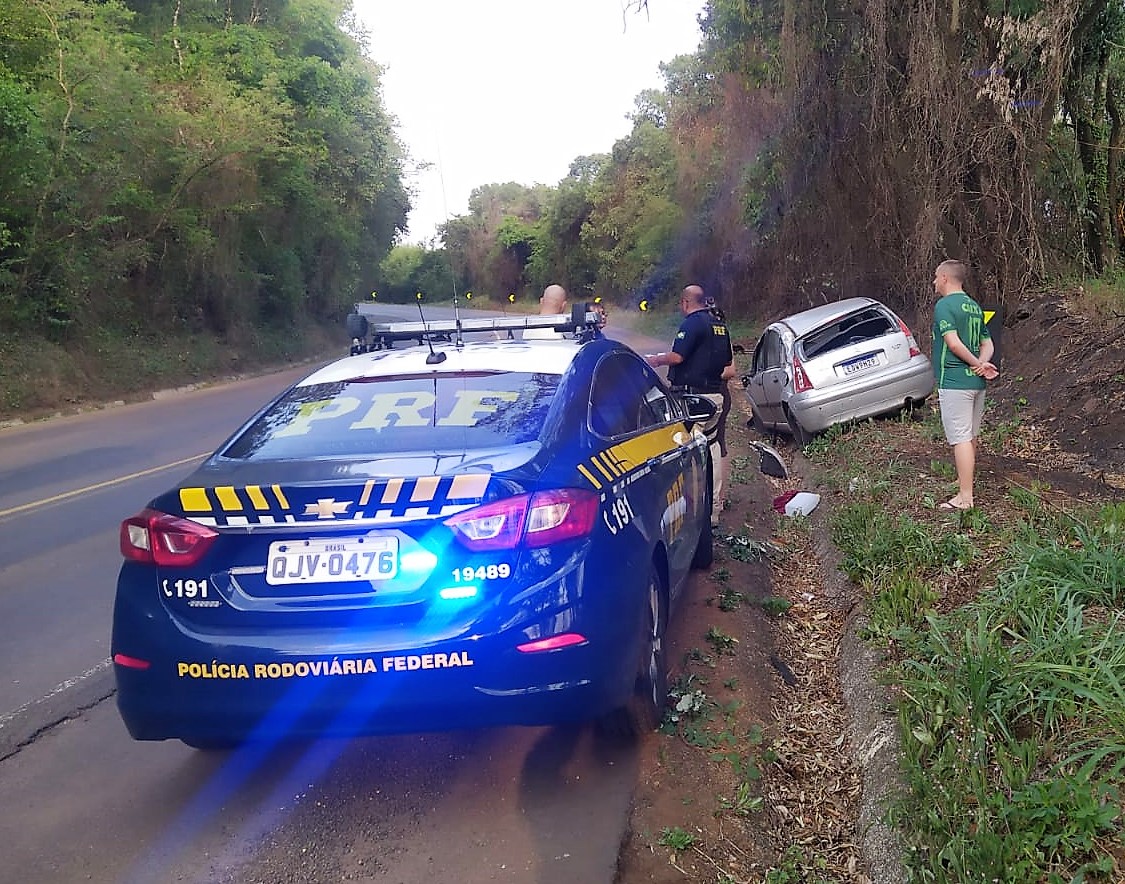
top-left (362, 314), bottom-right (578, 343)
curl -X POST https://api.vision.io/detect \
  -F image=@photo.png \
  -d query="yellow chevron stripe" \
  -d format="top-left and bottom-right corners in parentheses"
top-left (272, 485), bottom-right (289, 508)
top-left (215, 486), bottom-right (241, 511)
top-left (449, 473), bottom-right (489, 499)
top-left (179, 487), bottom-right (212, 512)
top-left (603, 446), bottom-right (634, 474)
top-left (614, 426), bottom-right (680, 467)
top-left (412, 476), bottom-right (440, 502)
top-left (359, 480), bottom-right (375, 507)
top-left (600, 451), bottom-right (626, 477)
top-left (577, 464), bottom-right (602, 489)
top-left (382, 477), bottom-right (403, 504)
top-left (246, 485), bottom-right (269, 510)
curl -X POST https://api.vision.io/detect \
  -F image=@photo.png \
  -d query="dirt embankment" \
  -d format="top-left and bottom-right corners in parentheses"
top-left (994, 293), bottom-right (1125, 486)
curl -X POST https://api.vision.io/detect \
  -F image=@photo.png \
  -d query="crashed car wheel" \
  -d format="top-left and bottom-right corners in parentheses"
top-left (786, 410), bottom-right (816, 447)
top-left (748, 409), bottom-right (770, 435)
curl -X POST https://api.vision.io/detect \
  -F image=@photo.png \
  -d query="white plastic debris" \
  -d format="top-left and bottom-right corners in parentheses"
top-left (784, 491), bottom-right (820, 517)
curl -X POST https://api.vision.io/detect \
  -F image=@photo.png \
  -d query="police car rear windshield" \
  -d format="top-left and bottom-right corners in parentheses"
top-left (222, 373), bottom-right (560, 460)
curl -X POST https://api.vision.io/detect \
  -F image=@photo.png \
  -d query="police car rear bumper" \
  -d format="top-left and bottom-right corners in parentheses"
top-left (113, 609), bottom-right (642, 742)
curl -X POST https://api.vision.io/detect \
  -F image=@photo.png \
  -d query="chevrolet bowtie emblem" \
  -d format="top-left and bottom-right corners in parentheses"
top-left (305, 498), bottom-right (352, 519)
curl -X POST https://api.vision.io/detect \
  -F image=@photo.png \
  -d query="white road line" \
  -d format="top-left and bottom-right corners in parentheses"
top-left (0, 658), bottom-right (112, 730)
top-left (0, 452), bottom-right (209, 519)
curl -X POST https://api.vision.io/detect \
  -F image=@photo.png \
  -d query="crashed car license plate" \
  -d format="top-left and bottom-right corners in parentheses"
top-left (267, 536), bottom-right (398, 585)
top-left (841, 354), bottom-right (879, 376)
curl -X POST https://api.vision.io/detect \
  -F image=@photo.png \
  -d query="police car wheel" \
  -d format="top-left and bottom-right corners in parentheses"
top-left (691, 471), bottom-right (714, 569)
top-left (598, 564), bottom-right (668, 741)
top-left (692, 513), bottom-right (714, 569)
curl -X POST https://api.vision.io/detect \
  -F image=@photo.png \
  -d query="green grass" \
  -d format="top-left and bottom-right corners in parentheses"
top-left (658, 826), bottom-right (698, 853)
top-left (813, 422), bottom-right (1125, 882)
top-left (0, 321), bottom-right (335, 420)
top-left (759, 595), bottom-right (792, 617)
top-left (830, 501), bottom-right (975, 583)
top-left (706, 626), bottom-right (739, 655)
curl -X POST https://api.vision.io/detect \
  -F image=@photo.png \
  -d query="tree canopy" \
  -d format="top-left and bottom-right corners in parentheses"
top-left (383, 0), bottom-right (1125, 324)
top-left (0, 0), bottom-right (408, 341)
top-left (4, 0), bottom-right (1124, 359)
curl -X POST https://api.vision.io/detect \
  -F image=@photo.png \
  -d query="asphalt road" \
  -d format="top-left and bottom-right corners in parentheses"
top-left (0, 306), bottom-right (667, 884)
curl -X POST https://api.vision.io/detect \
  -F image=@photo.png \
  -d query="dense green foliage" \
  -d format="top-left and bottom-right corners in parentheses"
top-left (381, 0), bottom-right (1125, 323)
top-left (4, 0), bottom-right (1125, 405)
top-left (0, 0), bottom-right (407, 347)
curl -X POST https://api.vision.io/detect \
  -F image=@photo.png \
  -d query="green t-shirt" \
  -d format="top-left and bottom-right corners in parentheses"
top-left (932, 291), bottom-right (990, 390)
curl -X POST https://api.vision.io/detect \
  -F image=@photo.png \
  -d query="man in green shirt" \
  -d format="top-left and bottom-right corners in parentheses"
top-left (931, 259), bottom-right (999, 511)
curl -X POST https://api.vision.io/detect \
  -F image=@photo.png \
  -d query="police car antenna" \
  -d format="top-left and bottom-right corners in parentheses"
top-left (434, 142), bottom-right (465, 350)
top-left (415, 297), bottom-right (447, 365)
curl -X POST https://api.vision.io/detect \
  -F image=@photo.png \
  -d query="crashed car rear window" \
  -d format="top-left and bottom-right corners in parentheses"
top-left (799, 307), bottom-right (895, 360)
top-left (222, 372), bottom-right (560, 460)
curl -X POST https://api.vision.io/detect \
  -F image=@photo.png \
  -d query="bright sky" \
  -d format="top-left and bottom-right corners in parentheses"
top-left (353, 0), bottom-right (706, 243)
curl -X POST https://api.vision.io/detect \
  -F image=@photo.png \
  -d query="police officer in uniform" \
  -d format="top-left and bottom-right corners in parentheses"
top-left (645, 284), bottom-right (734, 526)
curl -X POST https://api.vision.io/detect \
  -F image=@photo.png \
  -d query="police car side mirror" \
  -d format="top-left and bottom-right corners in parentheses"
top-left (681, 394), bottom-right (717, 428)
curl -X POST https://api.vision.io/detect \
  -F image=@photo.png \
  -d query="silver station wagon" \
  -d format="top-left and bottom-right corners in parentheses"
top-left (740, 297), bottom-right (934, 445)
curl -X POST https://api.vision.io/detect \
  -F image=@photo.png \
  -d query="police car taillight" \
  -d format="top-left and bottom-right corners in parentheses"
top-left (120, 508), bottom-right (218, 567)
top-left (524, 489), bottom-right (598, 547)
top-left (445, 489), bottom-right (598, 551)
top-left (444, 497), bottom-right (529, 550)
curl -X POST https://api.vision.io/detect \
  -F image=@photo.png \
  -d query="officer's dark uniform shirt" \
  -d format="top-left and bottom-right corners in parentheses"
top-left (668, 309), bottom-right (733, 393)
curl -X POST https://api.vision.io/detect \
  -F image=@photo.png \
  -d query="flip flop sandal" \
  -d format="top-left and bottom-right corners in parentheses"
top-left (939, 500), bottom-right (972, 511)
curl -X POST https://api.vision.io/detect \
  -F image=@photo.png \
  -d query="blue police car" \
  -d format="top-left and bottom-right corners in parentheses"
top-left (112, 311), bottom-right (717, 748)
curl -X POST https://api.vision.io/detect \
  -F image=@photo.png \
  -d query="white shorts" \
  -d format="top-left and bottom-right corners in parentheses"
top-left (938, 388), bottom-right (986, 445)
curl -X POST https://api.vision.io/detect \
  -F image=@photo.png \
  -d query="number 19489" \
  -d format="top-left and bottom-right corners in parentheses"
top-left (451, 564), bottom-right (511, 582)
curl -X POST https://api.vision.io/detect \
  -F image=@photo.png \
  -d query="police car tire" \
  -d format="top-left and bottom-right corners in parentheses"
top-left (598, 564), bottom-right (668, 740)
top-left (691, 472), bottom-right (714, 569)
top-left (692, 512), bottom-right (714, 569)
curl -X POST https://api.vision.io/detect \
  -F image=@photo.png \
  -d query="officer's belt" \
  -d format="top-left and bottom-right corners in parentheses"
top-left (671, 384), bottom-right (722, 395)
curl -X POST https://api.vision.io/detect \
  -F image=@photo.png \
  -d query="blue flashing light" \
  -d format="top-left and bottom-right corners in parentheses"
top-left (399, 550), bottom-right (439, 574)
top-left (439, 585), bottom-right (479, 601)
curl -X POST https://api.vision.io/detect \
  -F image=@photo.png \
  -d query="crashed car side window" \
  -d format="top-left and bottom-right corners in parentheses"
top-left (221, 373), bottom-right (560, 460)
top-left (755, 329), bottom-right (783, 371)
